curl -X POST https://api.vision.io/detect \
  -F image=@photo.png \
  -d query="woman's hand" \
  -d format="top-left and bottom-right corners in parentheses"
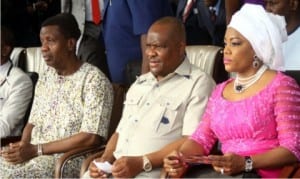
top-left (163, 151), bottom-right (188, 178)
top-left (1, 141), bottom-right (37, 164)
top-left (210, 153), bottom-right (245, 176)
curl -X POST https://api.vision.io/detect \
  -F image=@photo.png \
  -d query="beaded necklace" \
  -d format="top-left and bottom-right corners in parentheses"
top-left (234, 64), bottom-right (268, 93)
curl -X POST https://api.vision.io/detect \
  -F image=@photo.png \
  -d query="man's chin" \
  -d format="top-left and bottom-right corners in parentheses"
top-left (44, 61), bottom-right (55, 68)
top-left (150, 69), bottom-right (158, 75)
top-left (45, 61), bottom-right (52, 66)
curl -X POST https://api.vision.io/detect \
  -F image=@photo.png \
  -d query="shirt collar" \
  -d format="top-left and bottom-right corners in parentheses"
top-left (174, 56), bottom-right (192, 79)
top-left (136, 57), bottom-right (192, 84)
top-left (209, 0), bottom-right (221, 16)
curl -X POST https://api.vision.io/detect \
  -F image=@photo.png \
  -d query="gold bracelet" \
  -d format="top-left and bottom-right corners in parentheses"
top-left (37, 144), bottom-right (43, 156)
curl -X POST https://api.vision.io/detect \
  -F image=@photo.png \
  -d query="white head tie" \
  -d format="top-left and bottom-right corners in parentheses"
top-left (228, 4), bottom-right (287, 71)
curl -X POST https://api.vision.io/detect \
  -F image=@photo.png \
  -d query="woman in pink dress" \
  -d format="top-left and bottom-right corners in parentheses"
top-left (163, 4), bottom-right (300, 178)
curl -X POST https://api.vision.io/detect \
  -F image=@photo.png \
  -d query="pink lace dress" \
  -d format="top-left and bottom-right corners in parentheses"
top-left (191, 72), bottom-right (300, 178)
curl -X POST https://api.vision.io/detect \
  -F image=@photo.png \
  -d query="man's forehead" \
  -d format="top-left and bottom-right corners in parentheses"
top-left (40, 26), bottom-right (63, 36)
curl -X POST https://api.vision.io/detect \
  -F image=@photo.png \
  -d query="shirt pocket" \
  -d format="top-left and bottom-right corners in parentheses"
top-left (155, 96), bottom-right (182, 134)
top-left (122, 94), bottom-right (143, 119)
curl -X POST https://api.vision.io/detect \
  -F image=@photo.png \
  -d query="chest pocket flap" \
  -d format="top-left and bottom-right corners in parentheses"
top-left (123, 94), bottom-right (143, 105)
top-left (158, 96), bottom-right (182, 111)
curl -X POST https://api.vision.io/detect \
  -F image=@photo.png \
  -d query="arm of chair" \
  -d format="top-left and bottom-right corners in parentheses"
top-left (80, 148), bottom-right (106, 177)
top-left (293, 165), bottom-right (300, 178)
top-left (54, 145), bottom-right (105, 178)
top-left (279, 163), bottom-right (300, 178)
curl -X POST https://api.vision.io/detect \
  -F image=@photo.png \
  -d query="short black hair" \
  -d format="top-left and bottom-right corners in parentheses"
top-left (41, 13), bottom-right (81, 40)
top-left (151, 16), bottom-right (186, 43)
top-left (1, 26), bottom-right (15, 48)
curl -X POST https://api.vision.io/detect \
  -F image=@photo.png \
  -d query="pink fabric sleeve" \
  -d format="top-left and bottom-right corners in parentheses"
top-left (274, 76), bottom-right (300, 160)
top-left (189, 86), bottom-right (220, 155)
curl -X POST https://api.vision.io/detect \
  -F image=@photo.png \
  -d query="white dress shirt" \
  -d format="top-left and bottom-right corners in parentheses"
top-left (113, 58), bottom-right (215, 177)
top-left (283, 27), bottom-right (300, 70)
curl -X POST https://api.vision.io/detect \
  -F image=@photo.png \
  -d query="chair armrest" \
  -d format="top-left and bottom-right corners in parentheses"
top-left (80, 148), bottom-right (106, 177)
top-left (293, 166), bottom-right (300, 178)
top-left (55, 145), bottom-right (105, 178)
top-left (279, 163), bottom-right (300, 178)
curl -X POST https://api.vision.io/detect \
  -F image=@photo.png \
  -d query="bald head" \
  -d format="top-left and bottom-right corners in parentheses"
top-left (149, 16), bottom-right (186, 44)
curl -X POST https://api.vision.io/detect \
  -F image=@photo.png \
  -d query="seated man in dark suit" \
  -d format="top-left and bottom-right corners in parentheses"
top-left (177, 0), bottom-right (226, 46)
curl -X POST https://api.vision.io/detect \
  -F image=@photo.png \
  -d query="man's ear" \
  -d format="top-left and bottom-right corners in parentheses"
top-left (179, 42), bottom-right (186, 55)
top-left (290, 0), bottom-right (299, 11)
top-left (2, 45), bottom-right (12, 57)
top-left (67, 38), bottom-right (77, 52)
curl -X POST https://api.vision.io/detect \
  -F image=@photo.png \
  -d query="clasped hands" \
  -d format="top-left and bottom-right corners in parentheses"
top-left (0, 141), bottom-right (37, 164)
top-left (163, 151), bottom-right (245, 178)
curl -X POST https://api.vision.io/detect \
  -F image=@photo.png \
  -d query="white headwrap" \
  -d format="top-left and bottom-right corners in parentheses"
top-left (228, 4), bottom-right (287, 71)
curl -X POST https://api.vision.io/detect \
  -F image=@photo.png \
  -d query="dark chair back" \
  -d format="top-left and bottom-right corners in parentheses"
top-left (285, 71), bottom-right (300, 85)
top-left (107, 84), bottom-right (128, 140)
top-left (22, 72), bottom-right (39, 129)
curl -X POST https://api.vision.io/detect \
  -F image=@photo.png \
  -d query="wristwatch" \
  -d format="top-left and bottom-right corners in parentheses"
top-left (245, 156), bottom-right (253, 172)
top-left (142, 156), bottom-right (152, 172)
